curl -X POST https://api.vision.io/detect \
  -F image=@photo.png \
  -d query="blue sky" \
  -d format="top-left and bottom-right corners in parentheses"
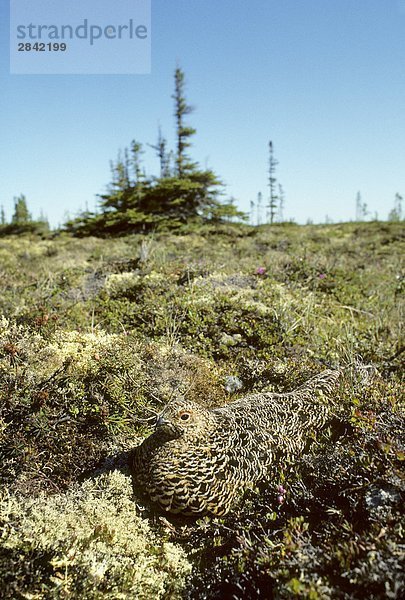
top-left (1, 0), bottom-right (404, 226)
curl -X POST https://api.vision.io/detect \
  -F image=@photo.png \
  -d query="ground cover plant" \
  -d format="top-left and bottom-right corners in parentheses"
top-left (0, 221), bottom-right (403, 598)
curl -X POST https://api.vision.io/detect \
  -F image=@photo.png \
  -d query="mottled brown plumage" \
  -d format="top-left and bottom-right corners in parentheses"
top-left (131, 369), bottom-right (340, 516)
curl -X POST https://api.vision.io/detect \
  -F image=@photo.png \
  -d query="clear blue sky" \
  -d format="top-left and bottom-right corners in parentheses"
top-left (1, 0), bottom-right (404, 226)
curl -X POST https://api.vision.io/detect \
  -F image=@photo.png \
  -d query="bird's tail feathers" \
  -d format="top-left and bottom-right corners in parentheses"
top-left (292, 369), bottom-right (341, 400)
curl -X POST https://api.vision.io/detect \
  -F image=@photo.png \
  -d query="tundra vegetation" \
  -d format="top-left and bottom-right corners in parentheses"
top-left (0, 221), bottom-right (403, 598)
top-left (1, 65), bottom-right (404, 599)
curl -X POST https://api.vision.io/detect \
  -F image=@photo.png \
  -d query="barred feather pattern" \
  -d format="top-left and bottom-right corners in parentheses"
top-left (131, 369), bottom-right (340, 516)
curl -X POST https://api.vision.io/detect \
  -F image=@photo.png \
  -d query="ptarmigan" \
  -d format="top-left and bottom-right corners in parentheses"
top-left (131, 369), bottom-right (340, 515)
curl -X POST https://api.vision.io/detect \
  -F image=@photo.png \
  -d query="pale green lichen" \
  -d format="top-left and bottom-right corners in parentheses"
top-left (1, 471), bottom-right (192, 599)
top-left (0, 222), bottom-right (403, 598)
top-left (44, 329), bottom-right (122, 374)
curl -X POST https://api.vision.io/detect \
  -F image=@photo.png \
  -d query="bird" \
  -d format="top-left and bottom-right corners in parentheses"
top-left (130, 369), bottom-right (340, 516)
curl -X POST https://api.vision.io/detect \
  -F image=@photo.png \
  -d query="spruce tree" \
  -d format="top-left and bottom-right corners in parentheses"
top-left (388, 193), bottom-right (403, 221)
top-left (65, 65), bottom-right (246, 236)
top-left (150, 126), bottom-right (170, 177)
top-left (257, 191), bottom-right (263, 225)
top-left (355, 192), bottom-right (362, 221)
top-left (355, 192), bottom-right (369, 221)
top-left (12, 194), bottom-right (31, 224)
top-left (267, 141), bottom-right (278, 224)
top-left (38, 209), bottom-right (46, 222)
top-left (130, 140), bottom-right (145, 184)
top-left (278, 184), bottom-right (285, 222)
top-left (173, 67), bottom-right (197, 177)
top-left (250, 199), bottom-right (255, 225)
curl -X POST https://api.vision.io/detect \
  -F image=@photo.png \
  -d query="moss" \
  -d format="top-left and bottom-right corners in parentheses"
top-left (0, 221), bottom-right (403, 598)
top-left (0, 317), bottom-right (225, 495)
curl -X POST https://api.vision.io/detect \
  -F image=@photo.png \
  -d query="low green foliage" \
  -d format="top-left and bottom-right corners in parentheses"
top-left (0, 194), bottom-right (50, 237)
top-left (0, 221), bottom-right (403, 598)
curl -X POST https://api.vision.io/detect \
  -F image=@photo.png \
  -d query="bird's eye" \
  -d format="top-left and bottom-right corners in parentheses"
top-left (179, 412), bottom-right (191, 421)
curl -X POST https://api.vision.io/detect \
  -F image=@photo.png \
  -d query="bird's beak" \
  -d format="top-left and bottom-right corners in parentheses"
top-left (155, 414), bottom-right (166, 428)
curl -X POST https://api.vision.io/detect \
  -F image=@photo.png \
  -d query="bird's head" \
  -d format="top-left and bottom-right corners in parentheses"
top-left (154, 398), bottom-right (216, 442)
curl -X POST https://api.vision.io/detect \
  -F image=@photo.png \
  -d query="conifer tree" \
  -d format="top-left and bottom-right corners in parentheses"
top-left (257, 191), bottom-right (263, 225)
top-left (173, 67), bottom-right (197, 177)
top-left (150, 126), bottom-right (170, 177)
top-left (250, 199), bottom-right (255, 225)
top-left (64, 65), bottom-right (246, 236)
top-left (100, 155), bottom-right (129, 212)
top-left (355, 191), bottom-right (369, 221)
top-left (267, 141), bottom-right (278, 224)
top-left (130, 140), bottom-right (145, 184)
top-left (355, 191), bottom-right (362, 221)
top-left (278, 184), bottom-right (285, 222)
top-left (0, 194), bottom-right (50, 236)
top-left (388, 193), bottom-right (403, 221)
top-left (12, 194), bottom-right (31, 224)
